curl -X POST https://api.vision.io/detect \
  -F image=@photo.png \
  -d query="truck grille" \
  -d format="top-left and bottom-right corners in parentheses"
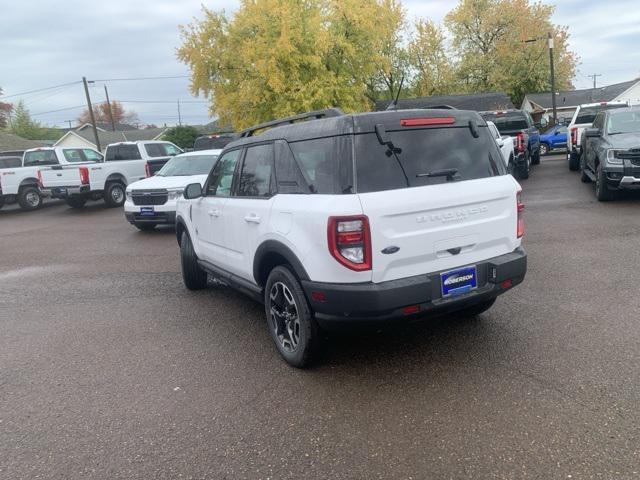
top-left (131, 189), bottom-right (168, 206)
top-left (620, 148), bottom-right (640, 166)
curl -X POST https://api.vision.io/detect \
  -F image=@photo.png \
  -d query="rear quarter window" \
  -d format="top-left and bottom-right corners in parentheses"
top-left (355, 126), bottom-right (505, 194)
top-left (288, 136), bottom-right (353, 194)
top-left (23, 150), bottom-right (59, 167)
top-left (105, 145), bottom-right (141, 161)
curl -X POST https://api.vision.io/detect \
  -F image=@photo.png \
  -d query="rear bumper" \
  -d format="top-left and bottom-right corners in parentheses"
top-left (125, 210), bottom-right (176, 225)
top-left (302, 248), bottom-right (527, 325)
top-left (44, 185), bottom-right (90, 198)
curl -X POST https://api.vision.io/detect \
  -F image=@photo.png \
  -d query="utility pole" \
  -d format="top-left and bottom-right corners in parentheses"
top-left (588, 73), bottom-right (602, 89)
top-left (82, 77), bottom-right (101, 152)
top-left (548, 32), bottom-right (557, 126)
top-left (103, 84), bottom-right (116, 131)
top-left (66, 120), bottom-right (73, 129)
top-left (177, 99), bottom-right (182, 126)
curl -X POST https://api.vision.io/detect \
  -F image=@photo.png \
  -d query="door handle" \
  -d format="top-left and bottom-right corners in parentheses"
top-left (207, 209), bottom-right (221, 217)
top-left (244, 214), bottom-right (261, 224)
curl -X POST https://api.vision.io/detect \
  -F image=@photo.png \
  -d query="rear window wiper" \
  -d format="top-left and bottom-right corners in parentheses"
top-left (416, 168), bottom-right (459, 181)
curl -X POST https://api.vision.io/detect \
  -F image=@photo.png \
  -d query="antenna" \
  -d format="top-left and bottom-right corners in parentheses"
top-left (386, 74), bottom-right (405, 111)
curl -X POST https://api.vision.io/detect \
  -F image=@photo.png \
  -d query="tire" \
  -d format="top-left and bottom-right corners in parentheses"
top-left (517, 152), bottom-right (530, 180)
top-left (17, 185), bottom-right (42, 211)
top-left (455, 298), bottom-right (496, 317)
top-left (134, 223), bottom-right (156, 231)
top-left (180, 231), bottom-right (208, 290)
top-left (539, 143), bottom-right (549, 156)
top-left (531, 148), bottom-right (541, 165)
top-left (0, 196), bottom-right (4, 210)
top-left (66, 197), bottom-right (87, 209)
top-left (507, 157), bottom-right (516, 177)
top-left (104, 182), bottom-right (126, 208)
top-left (595, 163), bottom-right (614, 202)
top-left (569, 151), bottom-right (580, 171)
top-left (580, 154), bottom-right (591, 183)
top-left (265, 265), bottom-right (319, 368)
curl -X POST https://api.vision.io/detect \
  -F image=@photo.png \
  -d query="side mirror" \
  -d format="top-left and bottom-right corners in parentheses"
top-left (496, 138), bottom-right (505, 147)
top-left (184, 183), bottom-right (203, 199)
top-left (585, 128), bottom-right (601, 138)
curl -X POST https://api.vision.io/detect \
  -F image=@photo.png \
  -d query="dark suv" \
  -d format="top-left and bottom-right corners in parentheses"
top-left (480, 110), bottom-right (541, 179)
top-left (581, 106), bottom-right (640, 201)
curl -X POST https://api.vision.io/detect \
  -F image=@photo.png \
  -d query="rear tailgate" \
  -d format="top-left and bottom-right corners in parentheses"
top-left (40, 165), bottom-right (82, 188)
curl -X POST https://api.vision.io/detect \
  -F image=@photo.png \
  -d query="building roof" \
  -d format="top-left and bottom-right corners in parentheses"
top-left (0, 132), bottom-right (52, 152)
top-left (374, 92), bottom-right (515, 112)
top-left (75, 127), bottom-right (167, 145)
top-left (524, 79), bottom-right (640, 110)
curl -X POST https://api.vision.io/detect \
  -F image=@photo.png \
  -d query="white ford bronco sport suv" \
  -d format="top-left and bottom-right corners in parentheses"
top-left (175, 108), bottom-right (527, 367)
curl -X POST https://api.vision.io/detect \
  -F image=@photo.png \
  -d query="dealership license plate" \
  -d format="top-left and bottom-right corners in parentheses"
top-left (441, 266), bottom-right (477, 298)
top-left (139, 207), bottom-right (155, 216)
top-left (55, 187), bottom-right (68, 196)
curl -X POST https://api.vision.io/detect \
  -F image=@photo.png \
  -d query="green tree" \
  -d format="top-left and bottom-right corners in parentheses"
top-left (0, 87), bottom-right (12, 129)
top-left (9, 101), bottom-right (46, 140)
top-left (445, 0), bottom-right (577, 105)
top-left (177, 0), bottom-right (407, 130)
top-left (408, 19), bottom-right (457, 96)
top-left (163, 125), bottom-right (200, 149)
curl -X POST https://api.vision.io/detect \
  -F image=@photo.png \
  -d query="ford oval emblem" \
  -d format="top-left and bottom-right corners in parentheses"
top-left (381, 246), bottom-right (400, 255)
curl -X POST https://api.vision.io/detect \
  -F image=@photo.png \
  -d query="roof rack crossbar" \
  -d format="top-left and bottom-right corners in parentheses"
top-left (238, 108), bottom-right (344, 137)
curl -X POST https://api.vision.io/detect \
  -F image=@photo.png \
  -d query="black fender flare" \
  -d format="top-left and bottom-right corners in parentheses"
top-left (105, 173), bottom-right (127, 186)
top-left (253, 240), bottom-right (309, 286)
top-left (176, 215), bottom-right (188, 245)
top-left (19, 177), bottom-right (39, 188)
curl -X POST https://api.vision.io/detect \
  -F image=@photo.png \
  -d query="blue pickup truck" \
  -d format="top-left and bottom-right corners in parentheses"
top-left (539, 125), bottom-right (567, 155)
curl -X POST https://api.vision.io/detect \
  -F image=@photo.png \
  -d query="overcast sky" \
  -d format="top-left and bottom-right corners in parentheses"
top-left (1, 0), bottom-right (638, 127)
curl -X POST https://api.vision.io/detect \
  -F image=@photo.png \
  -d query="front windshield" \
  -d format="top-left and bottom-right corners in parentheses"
top-left (606, 111), bottom-right (640, 135)
top-left (156, 154), bottom-right (219, 177)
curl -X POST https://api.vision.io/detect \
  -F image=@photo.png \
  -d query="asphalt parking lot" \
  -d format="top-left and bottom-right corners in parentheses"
top-left (1, 153), bottom-right (640, 479)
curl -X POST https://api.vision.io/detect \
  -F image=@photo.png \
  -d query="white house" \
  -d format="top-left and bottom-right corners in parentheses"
top-left (54, 126), bottom-right (167, 152)
top-left (521, 78), bottom-right (640, 123)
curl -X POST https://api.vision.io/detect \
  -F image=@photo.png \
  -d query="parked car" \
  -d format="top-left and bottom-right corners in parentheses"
top-left (1, 147), bottom-right (99, 210)
top-left (480, 110), bottom-right (541, 179)
top-left (124, 149), bottom-right (222, 231)
top-left (193, 134), bottom-right (236, 151)
top-left (175, 108), bottom-right (527, 367)
top-left (40, 141), bottom-right (182, 208)
top-left (580, 106), bottom-right (640, 201)
top-left (487, 121), bottom-right (515, 173)
top-left (566, 101), bottom-right (628, 171)
top-left (539, 125), bottom-right (567, 155)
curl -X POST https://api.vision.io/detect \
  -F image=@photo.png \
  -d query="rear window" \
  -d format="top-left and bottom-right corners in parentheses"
top-left (24, 150), bottom-right (59, 167)
top-left (194, 135), bottom-right (235, 151)
top-left (355, 126), bottom-right (505, 193)
top-left (144, 143), bottom-right (182, 158)
top-left (105, 145), bottom-right (141, 161)
top-left (481, 113), bottom-right (528, 131)
top-left (576, 104), bottom-right (627, 124)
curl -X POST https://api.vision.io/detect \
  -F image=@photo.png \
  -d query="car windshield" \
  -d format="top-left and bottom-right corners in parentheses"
top-left (576, 104), bottom-right (627, 124)
top-left (156, 154), bottom-right (219, 176)
top-left (481, 114), bottom-right (528, 131)
top-left (355, 126), bottom-right (505, 193)
top-left (606, 111), bottom-right (640, 135)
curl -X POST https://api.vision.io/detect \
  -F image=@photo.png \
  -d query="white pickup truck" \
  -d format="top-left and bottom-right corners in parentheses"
top-left (567, 101), bottom-right (628, 170)
top-left (487, 121), bottom-right (516, 175)
top-left (40, 140), bottom-right (182, 208)
top-left (1, 147), bottom-right (101, 210)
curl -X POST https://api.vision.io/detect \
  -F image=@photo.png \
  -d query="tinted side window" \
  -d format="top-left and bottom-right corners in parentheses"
top-left (83, 149), bottom-right (103, 162)
top-left (355, 126), bottom-right (504, 194)
top-left (105, 145), bottom-right (141, 161)
top-left (24, 150), bottom-right (59, 167)
top-left (236, 144), bottom-right (274, 198)
top-left (288, 136), bottom-right (353, 194)
top-left (144, 144), bottom-right (164, 157)
top-left (205, 149), bottom-right (241, 197)
top-left (63, 149), bottom-right (84, 163)
top-left (592, 113), bottom-right (605, 130)
top-left (274, 141), bottom-right (310, 194)
top-left (0, 157), bottom-right (21, 168)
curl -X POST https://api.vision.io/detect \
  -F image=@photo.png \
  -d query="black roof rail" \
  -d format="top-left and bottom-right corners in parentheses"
top-left (238, 108), bottom-right (344, 138)
top-left (423, 104), bottom-right (457, 110)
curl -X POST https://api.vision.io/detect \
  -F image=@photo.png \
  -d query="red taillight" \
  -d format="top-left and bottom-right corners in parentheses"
top-left (37, 170), bottom-right (43, 187)
top-left (515, 132), bottom-right (526, 153)
top-left (570, 127), bottom-right (577, 146)
top-left (327, 215), bottom-right (372, 271)
top-left (79, 166), bottom-right (89, 185)
top-left (401, 117), bottom-right (455, 127)
top-left (144, 162), bottom-right (151, 178)
top-left (517, 190), bottom-right (525, 238)
top-left (402, 304), bottom-right (421, 315)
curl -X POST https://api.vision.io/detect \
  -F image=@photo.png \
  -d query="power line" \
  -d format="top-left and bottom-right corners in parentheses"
top-left (0, 81), bottom-right (82, 99)
top-left (31, 105), bottom-right (86, 116)
top-left (90, 75), bottom-right (190, 82)
top-left (117, 99), bottom-right (208, 104)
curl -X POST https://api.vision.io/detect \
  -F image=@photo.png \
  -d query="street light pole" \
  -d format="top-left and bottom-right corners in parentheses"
top-left (82, 77), bottom-right (101, 152)
top-left (548, 32), bottom-right (557, 126)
